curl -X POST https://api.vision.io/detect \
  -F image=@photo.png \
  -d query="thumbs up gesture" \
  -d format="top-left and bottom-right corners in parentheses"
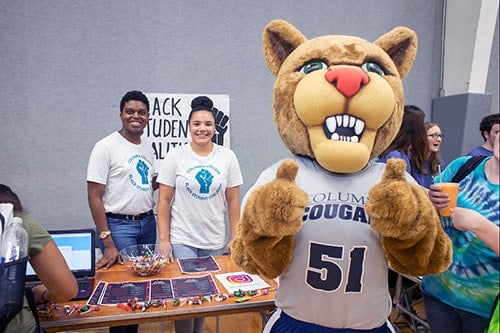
top-left (365, 158), bottom-right (452, 275)
top-left (247, 159), bottom-right (309, 236)
top-left (365, 158), bottom-right (424, 238)
top-left (231, 159), bottom-right (308, 279)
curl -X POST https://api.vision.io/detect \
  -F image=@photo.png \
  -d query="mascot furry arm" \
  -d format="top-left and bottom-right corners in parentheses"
top-left (231, 160), bottom-right (308, 278)
top-left (366, 158), bottom-right (452, 275)
top-left (232, 19), bottom-right (451, 280)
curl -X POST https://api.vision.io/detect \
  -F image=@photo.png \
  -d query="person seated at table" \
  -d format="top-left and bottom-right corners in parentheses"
top-left (0, 184), bottom-right (78, 333)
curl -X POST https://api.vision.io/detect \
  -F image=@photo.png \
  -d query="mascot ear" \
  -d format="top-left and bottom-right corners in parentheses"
top-left (262, 19), bottom-right (307, 75)
top-left (375, 27), bottom-right (418, 79)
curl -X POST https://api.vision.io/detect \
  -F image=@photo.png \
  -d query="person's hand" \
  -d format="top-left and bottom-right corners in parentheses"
top-left (451, 207), bottom-right (480, 231)
top-left (31, 284), bottom-right (49, 304)
top-left (226, 237), bottom-right (235, 255)
top-left (428, 183), bottom-right (451, 211)
top-left (96, 245), bottom-right (119, 270)
top-left (158, 240), bottom-right (174, 263)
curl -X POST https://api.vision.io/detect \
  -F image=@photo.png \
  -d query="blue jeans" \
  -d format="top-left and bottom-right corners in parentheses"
top-left (172, 244), bottom-right (225, 260)
top-left (423, 293), bottom-right (489, 333)
top-left (97, 213), bottom-right (157, 252)
top-left (100, 213), bottom-right (156, 333)
top-left (171, 244), bottom-right (225, 333)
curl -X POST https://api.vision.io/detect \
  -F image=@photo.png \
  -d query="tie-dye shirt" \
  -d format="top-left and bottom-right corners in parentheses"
top-left (421, 156), bottom-right (500, 318)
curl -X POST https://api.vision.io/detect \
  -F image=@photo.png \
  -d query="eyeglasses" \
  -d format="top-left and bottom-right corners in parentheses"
top-left (427, 133), bottom-right (445, 139)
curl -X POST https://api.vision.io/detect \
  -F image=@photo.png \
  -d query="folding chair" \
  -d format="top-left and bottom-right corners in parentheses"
top-left (390, 272), bottom-right (430, 333)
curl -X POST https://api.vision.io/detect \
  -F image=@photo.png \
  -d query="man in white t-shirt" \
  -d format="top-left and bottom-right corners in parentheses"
top-left (87, 90), bottom-right (157, 269)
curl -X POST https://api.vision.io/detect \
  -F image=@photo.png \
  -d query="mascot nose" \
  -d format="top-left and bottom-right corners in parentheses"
top-left (325, 67), bottom-right (370, 98)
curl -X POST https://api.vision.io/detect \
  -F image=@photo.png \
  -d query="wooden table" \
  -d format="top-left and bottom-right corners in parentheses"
top-left (40, 256), bottom-right (277, 332)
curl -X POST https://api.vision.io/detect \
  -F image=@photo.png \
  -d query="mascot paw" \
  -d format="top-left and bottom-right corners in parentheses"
top-left (366, 158), bottom-right (452, 275)
top-left (365, 158), bottom-right (426, 239)
top-left (249, 159), bottom-right (308, 237)
top-left (231, 159), bottom-right (308, 279)
top-left (230, 235), bottom-right (260, 275)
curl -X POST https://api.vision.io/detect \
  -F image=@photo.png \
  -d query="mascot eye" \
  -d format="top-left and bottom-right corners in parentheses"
top-left (300, 61), bottom-right (328, 74)
top-left (361, 62), bottom-right (385, 76)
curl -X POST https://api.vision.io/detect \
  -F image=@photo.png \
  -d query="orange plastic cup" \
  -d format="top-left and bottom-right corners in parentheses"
top-left (436, 182), bottom-right (459, 217)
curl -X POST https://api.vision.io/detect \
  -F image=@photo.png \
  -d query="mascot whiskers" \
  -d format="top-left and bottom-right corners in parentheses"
top-left (232, 19), bottom-right (452, 332)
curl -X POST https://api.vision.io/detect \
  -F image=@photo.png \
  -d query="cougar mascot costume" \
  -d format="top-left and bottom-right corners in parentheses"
top-left (232, 20), bottom-right (452, 332)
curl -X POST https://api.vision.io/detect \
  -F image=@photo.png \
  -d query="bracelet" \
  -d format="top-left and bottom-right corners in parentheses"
top-left (41, 289), bottom-right (49, 302)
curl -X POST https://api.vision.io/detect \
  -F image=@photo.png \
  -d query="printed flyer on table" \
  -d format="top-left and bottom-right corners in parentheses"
top-left (87, 274), bottom-right (219, 306)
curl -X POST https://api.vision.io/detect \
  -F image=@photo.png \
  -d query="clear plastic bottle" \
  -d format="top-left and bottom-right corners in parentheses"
top-left (0, 203), bottom-right (15, 254)
top-left (0, 216), bottom-right (28, 330)
top-left (0, 217), bottom-right (28, 263)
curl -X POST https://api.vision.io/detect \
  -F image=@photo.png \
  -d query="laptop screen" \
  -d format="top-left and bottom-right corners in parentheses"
top-left (25, 229), bottom-right (96, 282)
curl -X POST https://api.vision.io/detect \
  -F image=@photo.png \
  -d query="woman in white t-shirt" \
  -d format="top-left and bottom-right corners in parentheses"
top-left (156, 96), bottom-right (243, 333)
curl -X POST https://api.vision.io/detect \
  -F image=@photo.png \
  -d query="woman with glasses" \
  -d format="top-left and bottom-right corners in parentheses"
top-left (425, 121), bottom-right (446, 178)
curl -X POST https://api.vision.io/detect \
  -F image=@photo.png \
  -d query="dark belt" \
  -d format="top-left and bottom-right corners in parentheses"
top-left (105, 210), bottom-right (153, 221)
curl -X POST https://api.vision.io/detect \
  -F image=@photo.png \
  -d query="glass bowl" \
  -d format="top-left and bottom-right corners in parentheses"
top-left (119, 244), bottom-right (169, 277)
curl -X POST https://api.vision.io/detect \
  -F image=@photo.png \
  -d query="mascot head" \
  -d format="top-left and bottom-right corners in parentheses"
top-left (263, 19), bottom-right (417, 173)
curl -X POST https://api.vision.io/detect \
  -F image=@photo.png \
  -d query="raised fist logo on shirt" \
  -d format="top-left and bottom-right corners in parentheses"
top-left (195, 169), bottom-right (213, 194)
top-left (136, 160), bottom-right (150, 185)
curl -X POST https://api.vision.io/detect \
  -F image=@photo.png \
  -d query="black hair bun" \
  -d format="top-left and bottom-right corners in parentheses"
top-left (191, 96), bottom-right (213, 112)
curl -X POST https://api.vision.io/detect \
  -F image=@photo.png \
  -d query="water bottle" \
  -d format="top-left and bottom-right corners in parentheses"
top-left (0, 203), bottom-right (15, 253)
top-left (0, 217), bottom-right (28, 263)
top-left (0, 216), bottom-right (28, 330)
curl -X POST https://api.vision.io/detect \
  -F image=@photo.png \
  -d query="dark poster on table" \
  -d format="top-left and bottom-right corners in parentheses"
top-left (177, 256), bottom-right (221, 274)
top-left (150, 279), bottom-right (174, 299)
top-left (87, 281), bottom-right (106, 306)
top-left (86, 275), bottom-right (218, 305)
top-left (171, 274), bottom-right (219, 298)
top-left (101, 281), bottom-right (150, 305)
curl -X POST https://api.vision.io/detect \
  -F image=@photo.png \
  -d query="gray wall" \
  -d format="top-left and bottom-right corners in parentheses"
top-left (431, 13), bottom-right (499, 162)
top-left (0, 1), bottom-right (497, 230)
top-left (432, 93), bottom-right (493, 163)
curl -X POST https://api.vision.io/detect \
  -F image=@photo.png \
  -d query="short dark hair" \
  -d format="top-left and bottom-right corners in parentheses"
top-left (119, 90), bottom-right (150, 113)
top-left (479, 113), bottom-right (500, 141)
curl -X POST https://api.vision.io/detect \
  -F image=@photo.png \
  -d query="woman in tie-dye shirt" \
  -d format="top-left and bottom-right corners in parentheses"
top-left (422, 135), bottom-right (499, 333)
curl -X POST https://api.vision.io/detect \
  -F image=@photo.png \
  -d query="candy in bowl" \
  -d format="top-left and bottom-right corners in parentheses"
top-left (119, 244), bottom-right (169, 276)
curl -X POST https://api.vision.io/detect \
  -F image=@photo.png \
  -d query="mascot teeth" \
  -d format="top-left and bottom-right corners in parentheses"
top-left (324, 115), bottom-right (365, 142)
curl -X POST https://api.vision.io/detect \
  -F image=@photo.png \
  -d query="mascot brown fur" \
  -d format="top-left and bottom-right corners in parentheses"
top-left (232, 19), bottom-right (452, 331)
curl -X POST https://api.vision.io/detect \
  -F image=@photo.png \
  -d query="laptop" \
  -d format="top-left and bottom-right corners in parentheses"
top-left (25, 228), bottom-right (96, 300)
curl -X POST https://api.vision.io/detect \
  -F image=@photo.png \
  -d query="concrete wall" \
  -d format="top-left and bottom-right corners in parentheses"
top-left (432, 0), bottom-right (499, 162)
top-left (0, 0), bottom-right (497, 229)
top-left (432, 93), bottom-right (493, 162)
